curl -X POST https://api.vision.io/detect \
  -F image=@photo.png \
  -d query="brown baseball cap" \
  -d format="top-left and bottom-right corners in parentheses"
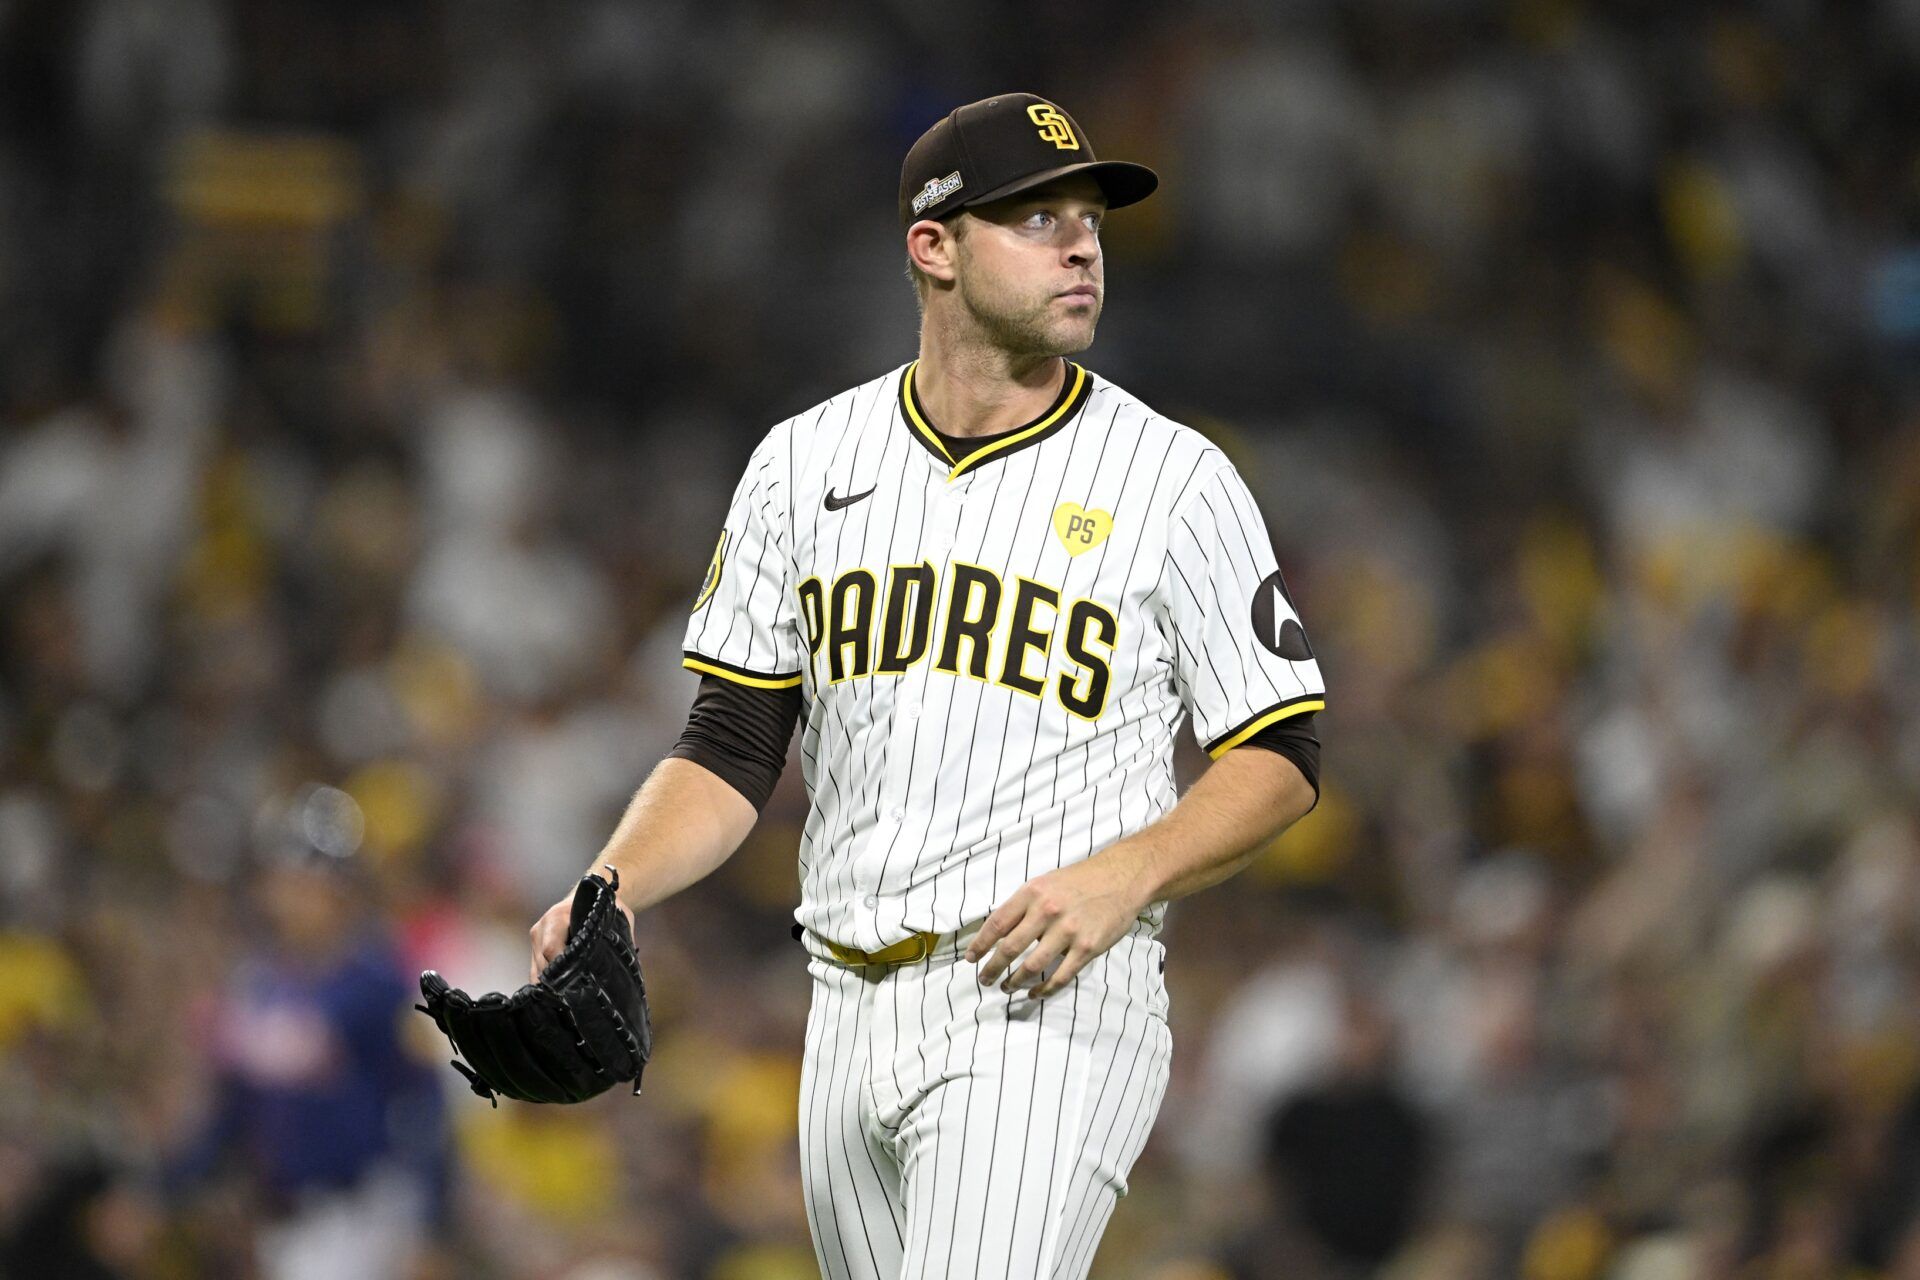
top-left (898, 93), bottom-right (1159, 228)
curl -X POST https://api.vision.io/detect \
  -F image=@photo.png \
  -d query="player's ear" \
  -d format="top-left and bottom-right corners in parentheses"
top-left (906, 217), bottom-right (962, 286)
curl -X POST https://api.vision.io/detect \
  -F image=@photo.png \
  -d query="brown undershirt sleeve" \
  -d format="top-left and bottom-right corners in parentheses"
top-left (1235, 711), bottom-right (1321, 809)
top-left (667, 675), bottom-right (804, 811)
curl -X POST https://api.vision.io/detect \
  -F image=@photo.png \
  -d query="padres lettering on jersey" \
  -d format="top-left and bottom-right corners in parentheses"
top-left (684, 360), bottom-right (1326, 952)
top-left (797, 559), bottom-right (1119, 720)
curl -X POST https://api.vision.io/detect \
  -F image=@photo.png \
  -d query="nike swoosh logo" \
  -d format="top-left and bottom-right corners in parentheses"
top-left (824, 486), bottom-right (876, 511)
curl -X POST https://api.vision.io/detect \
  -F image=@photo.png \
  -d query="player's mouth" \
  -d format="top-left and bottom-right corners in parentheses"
top-left (1057, 286), bottom-right (1099, 305)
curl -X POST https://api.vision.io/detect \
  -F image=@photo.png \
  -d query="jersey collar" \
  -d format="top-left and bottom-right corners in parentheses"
top-left (898, 358), bottom-right (1093, 481)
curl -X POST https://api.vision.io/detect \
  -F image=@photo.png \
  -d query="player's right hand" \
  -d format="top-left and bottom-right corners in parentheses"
top-left (530, 891), bottom-right (636, 982)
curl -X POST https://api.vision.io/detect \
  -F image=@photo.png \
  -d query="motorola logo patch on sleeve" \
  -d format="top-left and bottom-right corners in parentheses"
top-left (1252, 569), bottom-right (1314, 660)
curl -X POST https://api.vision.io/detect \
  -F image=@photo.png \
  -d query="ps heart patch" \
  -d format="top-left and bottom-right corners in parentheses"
top-left (1053, 503), bottom-right (1113, 556)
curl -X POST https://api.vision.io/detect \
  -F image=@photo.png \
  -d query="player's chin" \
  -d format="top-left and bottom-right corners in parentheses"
top-left (1041, 311), bottom-right (1098, 354)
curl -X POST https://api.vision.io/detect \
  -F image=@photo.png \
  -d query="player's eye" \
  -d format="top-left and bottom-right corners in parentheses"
top-left (1026, 210), bottom-right (1054, 229)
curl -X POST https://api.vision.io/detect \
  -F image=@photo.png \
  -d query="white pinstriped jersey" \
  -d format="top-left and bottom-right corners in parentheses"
top-left (683, 359), bottom-right (1325, 953)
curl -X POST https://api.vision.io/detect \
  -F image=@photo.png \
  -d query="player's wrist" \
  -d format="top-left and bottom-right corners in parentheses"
top-left (1089, 835), bottom-right (1164, 917)
top-left (588, 856), bottom-right (647, 915)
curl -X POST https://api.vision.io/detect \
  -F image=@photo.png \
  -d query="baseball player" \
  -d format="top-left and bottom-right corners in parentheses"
top-left (530, 93), bottom-right (1325, 1278)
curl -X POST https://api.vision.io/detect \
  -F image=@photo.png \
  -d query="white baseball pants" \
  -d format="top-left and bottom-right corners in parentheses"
top-left (796, 919), bottom-right (1173, 1280)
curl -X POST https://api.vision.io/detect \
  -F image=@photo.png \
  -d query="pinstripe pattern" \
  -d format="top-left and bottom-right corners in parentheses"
top-left (685, 360), bottom-right (1321, 1273)
top-left (679, 363), bottom-right (1323, 953)
top-left (799, 921), bottom-right (1171, 1279)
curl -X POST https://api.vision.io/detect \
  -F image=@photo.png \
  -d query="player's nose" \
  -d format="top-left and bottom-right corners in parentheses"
top-left (1064, 236), bottom-right (1097, 268)
top-left (1061, 217), bottom-right (1100, 267)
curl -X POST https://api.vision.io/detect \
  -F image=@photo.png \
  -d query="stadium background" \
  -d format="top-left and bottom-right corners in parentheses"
top-left (2, 1), bottom-right (1918, 1277)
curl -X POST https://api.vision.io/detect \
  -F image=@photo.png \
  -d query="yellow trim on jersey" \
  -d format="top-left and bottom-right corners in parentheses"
top-left (902, 360), bottom-right (1089, 481)
top-left (901, 363), bottom-right (956, 465)
top-left (681, 656), bottom-right (805, 689)
top-left (1206, 698), bottom-right (1325, 759)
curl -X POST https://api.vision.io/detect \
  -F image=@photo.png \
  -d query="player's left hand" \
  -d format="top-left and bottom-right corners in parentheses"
top-left (965, 855), bottom-right (1147, 999)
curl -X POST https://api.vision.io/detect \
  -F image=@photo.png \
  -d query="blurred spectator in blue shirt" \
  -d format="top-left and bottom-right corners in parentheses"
top-left (166, 842), bottom-right (449, 1280)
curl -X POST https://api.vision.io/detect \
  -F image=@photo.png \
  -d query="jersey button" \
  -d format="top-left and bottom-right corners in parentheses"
top-left (889, 806), bottom-right (905, 821)
top-left (905, 703), bottom-right (921, 719)
top-left (863, 894), bottom-right (878, 908)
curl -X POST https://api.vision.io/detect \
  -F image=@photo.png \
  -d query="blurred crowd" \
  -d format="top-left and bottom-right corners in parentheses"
top-left (1, 0), bottom-right (1917, 1277)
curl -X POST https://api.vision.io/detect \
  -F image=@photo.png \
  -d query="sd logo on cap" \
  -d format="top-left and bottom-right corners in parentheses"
top-left (898, 93), bottom-right (1157, 228)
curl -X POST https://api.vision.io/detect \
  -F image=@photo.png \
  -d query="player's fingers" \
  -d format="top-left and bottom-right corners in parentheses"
top-left (1030, 938), bottom-right (1100, 998)
top-left (964, 888), bottom-right (1034, 963)
top-left (963, 906), bottom-right (1013, 962)
top-left (1001, 925), bottom-right (1074, 993)
top-left (975, 912), bottom-right (1051, 986)
top-left (528, 901), bottom-right (567, 981)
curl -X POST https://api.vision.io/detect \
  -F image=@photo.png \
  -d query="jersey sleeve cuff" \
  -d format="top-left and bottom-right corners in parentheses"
top-left (1204, 694), bottom-right (1325, 759)
top-left (681, 652), bottom-right (804, 690)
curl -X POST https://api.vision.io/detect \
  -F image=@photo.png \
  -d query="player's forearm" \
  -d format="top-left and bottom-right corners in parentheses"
top-left (588, 757), bottom-right (759, 912)
top-left (1100, 747), bottom-right (1317, 907)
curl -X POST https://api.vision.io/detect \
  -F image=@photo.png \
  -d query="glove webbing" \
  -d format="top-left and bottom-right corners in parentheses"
top-left (413, 984), bottom-right (508, 1107)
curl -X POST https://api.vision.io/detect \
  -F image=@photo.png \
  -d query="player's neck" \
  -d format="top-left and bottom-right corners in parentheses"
top-left (911, 340), bottom-right (1065, 441)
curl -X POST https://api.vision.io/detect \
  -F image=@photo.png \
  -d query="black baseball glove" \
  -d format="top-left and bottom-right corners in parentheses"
top-left (416, 867), bottom-right (651, 1105)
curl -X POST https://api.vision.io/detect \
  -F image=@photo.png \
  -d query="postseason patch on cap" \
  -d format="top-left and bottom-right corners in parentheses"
top-left (912, 170), bottom-right (964, 215)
